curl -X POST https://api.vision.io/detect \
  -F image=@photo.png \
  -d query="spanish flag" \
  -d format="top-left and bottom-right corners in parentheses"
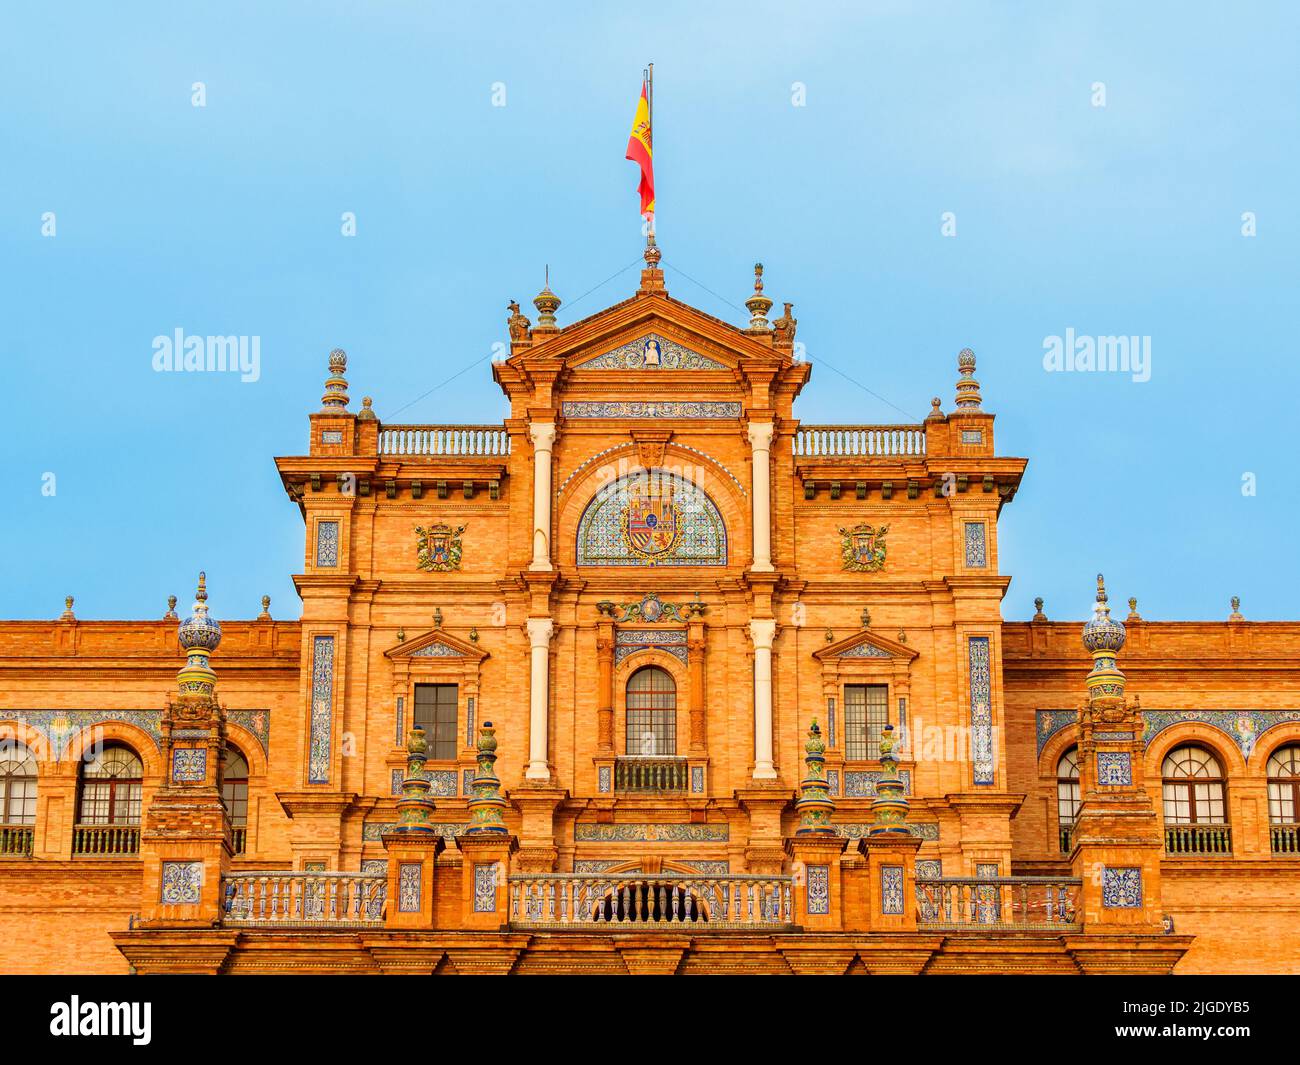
top-left (625, 79), bottom-right (654, 221)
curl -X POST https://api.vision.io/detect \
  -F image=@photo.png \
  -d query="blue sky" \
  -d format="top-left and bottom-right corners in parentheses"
top-left (3, 2), bottom-right (1297, 622)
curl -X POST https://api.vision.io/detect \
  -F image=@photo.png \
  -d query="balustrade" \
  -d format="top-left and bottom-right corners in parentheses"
top-left (378, 425), bottom-right (510, 457)
top-left (613, 756), bottom-right (689, 793)
top-left (1271, 823), bottom-right (1300, 855)
top-left (915, 876), bottom-right (1081, 929)
top-left (1164, 824), bottom-right (1232, 855)
top-left (72, 824), bottom-right (140, 857)
top-left (0, 825), bottom-right (33, 857)
top-left (793, 425), bottom-right (926, 458)
top-left (222, 871), bottom-right (387, 927)
top-left (508, 873), bottom-right (794, 930)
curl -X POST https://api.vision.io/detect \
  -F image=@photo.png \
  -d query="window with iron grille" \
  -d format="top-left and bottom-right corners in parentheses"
top-left (414, 684), bottom-right (459, 760)
top-left (844, 684), bottom-right (887, 760)
top-left (625, 666), bottom-right (676, 756)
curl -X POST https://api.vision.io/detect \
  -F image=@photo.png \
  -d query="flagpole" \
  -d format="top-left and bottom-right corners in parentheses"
top-left (647, 62), bottom-right (655, 239)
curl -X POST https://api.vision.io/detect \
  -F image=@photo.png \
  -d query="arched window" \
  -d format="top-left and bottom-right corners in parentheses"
top-left (223, 745), bottom-right (250, 855)
top-left (626, 666), bottom-right (676, 757)
top-left (1056, 748), bottom-right (1080, 851)
top-left (1267, 746), bottom-right (1300, 824)
top-left (78, 745), bottom-right (143, 825)
top-left (1161, 746), bottom-right (1226, 824)
top-left (1, 744), bottom-right (37, 826)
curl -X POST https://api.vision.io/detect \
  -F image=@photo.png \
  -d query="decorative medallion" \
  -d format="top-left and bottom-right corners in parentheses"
top-left (580, 332), bottom-right (728, 371)
top-left (415, 522), bottom-right (465, 572)
top-left (838, 523), bottom-right (889, 572)
top-left (577, 470), bottom-right (726, 567)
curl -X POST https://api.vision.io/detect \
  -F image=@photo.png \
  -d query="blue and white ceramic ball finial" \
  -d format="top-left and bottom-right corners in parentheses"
top-left (177, 571), bottom-right (222, 653)
top-left (1081, 573), bottom-right (1126, 656)
top-left (320, 348), bottom-right (350, 411)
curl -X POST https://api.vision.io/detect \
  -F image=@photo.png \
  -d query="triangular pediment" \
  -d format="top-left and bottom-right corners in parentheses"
top-left (384, 629), bottom-right (487, 662)
top-left (813, 629), bottom-right (918, 662)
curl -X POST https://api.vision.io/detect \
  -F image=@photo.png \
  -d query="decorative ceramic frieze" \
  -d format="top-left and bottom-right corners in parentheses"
top-left (579, 333), bottom-right (728, 371)
top-left (572, 822), bottom-right (729, 843)
top-left (307, 636), bottom-right (335, 784)
top-left (562, 401), bottom-right (741, 419)
top-left (1036, 707), bottom-right (1300, 759)
top-left (844, 769), bottom-right (912, 797)
top-left (968, 636), bottom-right (995, 784)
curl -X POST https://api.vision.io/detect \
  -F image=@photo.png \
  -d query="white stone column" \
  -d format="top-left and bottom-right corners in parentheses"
top-left (528, 421), bottom-right (557, 571)
top-left (747, 421), bottom-right (775, 572)
top-left (750, 618), bottom-right (778, 779)
top-left (525, 617), bottom-right (554, 780)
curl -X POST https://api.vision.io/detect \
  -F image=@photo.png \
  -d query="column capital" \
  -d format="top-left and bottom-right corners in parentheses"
top-left (528, 421), bottom-right (557, 450)
top-left (526, 617), bottom-right (555, 645)
top-left (749, 618), bottom-right (777, 648)
top-left (746, 420), bottom-right (775, 450)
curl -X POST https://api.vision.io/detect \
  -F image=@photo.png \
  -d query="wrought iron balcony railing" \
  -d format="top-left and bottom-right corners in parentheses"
top-left (1164, 824), bottom-right (1231, 856)
top-left (614, 756), bottom-right (689, 793)
top-left (72, 824), bottom-right (139, 857)
top-left (222, 871), bottom-right (386, 927)
top-left (508, 873), bottom-right (794, 931)
top-left (915, 876), bottom-right (1082, 930)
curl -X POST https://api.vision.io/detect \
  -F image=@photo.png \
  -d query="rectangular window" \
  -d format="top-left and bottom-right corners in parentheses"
top-left (413, 684), bottom-right (459, 760)
top-left (844, 684), bottom-right (888, 761)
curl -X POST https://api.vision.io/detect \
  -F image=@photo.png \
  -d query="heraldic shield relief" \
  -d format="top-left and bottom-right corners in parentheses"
top-left (621, 477), bottom-right (683, 561)
top-left (839, 522), bottom-right (889, 572)
top-left (415, 522), bottom-right (465, 571)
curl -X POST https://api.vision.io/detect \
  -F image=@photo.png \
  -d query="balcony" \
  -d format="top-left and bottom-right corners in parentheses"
top-left (1270, 823), bottom-right (1299, 855)
top-left (1164, 824), bottom-right (1231, 856)
top-left (378, 424), bottom-right (510, 457)
top-left (793, 425), bottom-right (926, 459)
top-left (72, 824), bottom-right (139, 857)
top-left (916, 876), bottom-right (1082, 930)
top-left (614, 756), bottom-right (689, 794)
top-left (508, 873), bottom-right (794, 931)
top-left (0, 825), bottom-right (33, 857)
top-left (222, 871), bottom-right (387, 927)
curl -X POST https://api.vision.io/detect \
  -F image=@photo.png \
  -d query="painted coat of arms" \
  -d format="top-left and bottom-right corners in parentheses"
top-left (620, 481), bottom-right (682, 562)
top-left (838, 523), bottom-right (888, 572)
top-left (415, 523), bottom-right (465, 571)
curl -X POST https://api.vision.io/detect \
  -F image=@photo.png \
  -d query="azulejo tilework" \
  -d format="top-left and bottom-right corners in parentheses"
top-left (562, 400), bottom-right (741, 419)
top-left (1035, 709), bottom-right (1080, 755)
top-left (806, 865), bottom-right (830, 915)
top-left (880, 866), bottom-right (904, 914)
top-left (690, 766), bottom-right (705, 794)
top-left (838, 523), bottom-right (888, 572)
top-left (597, 766), bottom-right (612, 793)
top-left (473, 863), bottom-right (499, 912)
top-left (968, 636), bottom-right (995, 784)
top-left (2, 709), bottom-right (163, 753)
top-left (415, 522), bottom-right (465, 572)
top-left (463, 768), bottom-right (475, 795)
top-left (573, 822), bottom-right (729, 843)
top-left (160, 861), bottom-right (203, 905)
top-left (835, 822), bottom-right (938, 841)
top-left (1102, 866), bottom-right (1143, 909)
top-left (361, 860), bottom-right (387, 919)
top-left (916, 860), bottom-right (943, 879)
top-left (363, 822), bottom-right (466, 841)
top-left (409, 642), bottom-right (465, 657)
top-left (576, 469), bottom-right (726, 567)
top-left (390, 769), bottom-right (403, 795)
top-left (1096, 751), bottom-right (1132, 786)
top-left (308, 636), bottom-right (335, 784)
top-left (614, 628), bottom-right (689, 666)
top-left (838, 641), bottom-right (891, 658)
top-left (171, 748), bottom-right (205, 783)
top-left (844, 769), bottom-right (912, 798)
top-left (827, 769), bottom-right (840, 797)
top-left (579, 332), bottom-right (728, 371)
top-left (964, 522), bottom-right (987, 568)
top-left (227, 709), bottom-right (270, 755)
top-left (1142, 709), bottom-right (1300, 759)
top-left (398, 863), bottom-right (421, 912)
top-left (315, 520), bottom-right (339, 567)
